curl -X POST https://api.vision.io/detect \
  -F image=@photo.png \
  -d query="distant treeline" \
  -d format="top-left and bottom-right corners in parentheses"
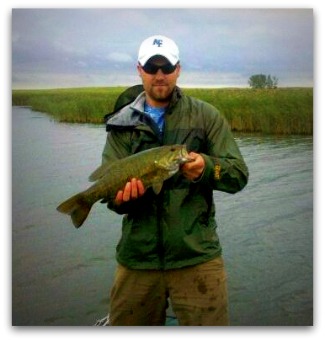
top-left (12, 87), bottom-right (313, 135)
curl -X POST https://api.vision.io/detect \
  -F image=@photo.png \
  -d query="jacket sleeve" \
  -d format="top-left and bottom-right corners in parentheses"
top-left (199, 105), bottom-right (249, 193)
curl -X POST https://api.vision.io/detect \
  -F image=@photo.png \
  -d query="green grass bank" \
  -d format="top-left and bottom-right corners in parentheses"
top-left (12, 87), bottom-right (313, 135)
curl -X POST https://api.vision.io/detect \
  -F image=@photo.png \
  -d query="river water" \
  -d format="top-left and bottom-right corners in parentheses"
top-left (12, 106), bottom-right (313, 326)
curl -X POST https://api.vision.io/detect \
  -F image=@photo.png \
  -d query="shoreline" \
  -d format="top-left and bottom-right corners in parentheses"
top-left (12, 86), bottom-right (313, 135)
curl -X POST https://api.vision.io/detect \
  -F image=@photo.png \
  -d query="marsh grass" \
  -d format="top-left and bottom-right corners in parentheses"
top-left (12, 87), bottom-right (123, 124)
top-left (183, 87), bottom-right (313, 134)
top-left (12, 87), bottom-right (313, 134)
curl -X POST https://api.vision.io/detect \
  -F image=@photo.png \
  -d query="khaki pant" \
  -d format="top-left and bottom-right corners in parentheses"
top-left (109, 257), bottom-right (229, 326)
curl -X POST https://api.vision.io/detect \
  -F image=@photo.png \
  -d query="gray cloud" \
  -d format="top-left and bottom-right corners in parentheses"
top-left (12, 8), bottom-right (313, 89)
top-left (107, 52), bottom-right (133, 63)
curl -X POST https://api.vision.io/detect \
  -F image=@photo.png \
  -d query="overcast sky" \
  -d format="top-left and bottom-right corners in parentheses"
top-left (12, 8), bottom-right (313, 89)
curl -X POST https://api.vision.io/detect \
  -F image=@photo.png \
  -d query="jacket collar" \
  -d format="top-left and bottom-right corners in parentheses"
top-left (106, 86), bottom-right (182, 131)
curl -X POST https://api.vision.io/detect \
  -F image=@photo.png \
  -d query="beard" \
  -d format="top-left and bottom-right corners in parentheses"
top-left (147, 83), bottom-right (174, 103)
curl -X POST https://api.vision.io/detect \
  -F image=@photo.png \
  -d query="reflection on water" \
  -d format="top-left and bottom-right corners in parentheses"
top-left (12, 107), bottom-right (313, 326)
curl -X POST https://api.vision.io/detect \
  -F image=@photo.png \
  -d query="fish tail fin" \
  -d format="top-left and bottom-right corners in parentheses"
top-left (57, 193), bottom-right (93, 228)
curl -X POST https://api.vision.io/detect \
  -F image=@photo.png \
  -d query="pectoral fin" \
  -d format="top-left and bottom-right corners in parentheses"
top-left (152, 182), bottom-right (163, 195)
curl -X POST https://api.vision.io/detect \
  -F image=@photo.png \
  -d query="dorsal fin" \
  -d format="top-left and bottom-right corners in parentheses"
top-left (88, 162), bottom-right (114, 182)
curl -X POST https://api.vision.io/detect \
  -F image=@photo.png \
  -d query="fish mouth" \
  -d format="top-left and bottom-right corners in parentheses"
top-left (179, 145), bottom-right (195, 163)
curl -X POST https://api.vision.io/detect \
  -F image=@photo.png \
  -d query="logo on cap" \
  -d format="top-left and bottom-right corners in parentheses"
top-left (138, 35), bottom-right (179, 66)
top-left (153, 39), bottom-right (163, 47)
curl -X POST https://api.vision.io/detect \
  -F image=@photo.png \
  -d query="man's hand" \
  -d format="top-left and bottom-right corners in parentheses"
top-left (115, 178), bottom-right (145, 205)
top-left (181, 152), bottom-right (205, 181)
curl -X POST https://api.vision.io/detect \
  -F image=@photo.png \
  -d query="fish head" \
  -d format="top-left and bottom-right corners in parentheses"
top-left (154, 144), bottom-right (194, 175)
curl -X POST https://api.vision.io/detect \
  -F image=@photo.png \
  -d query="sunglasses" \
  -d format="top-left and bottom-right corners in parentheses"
top-left (141, 62), bottom-right (178, 75)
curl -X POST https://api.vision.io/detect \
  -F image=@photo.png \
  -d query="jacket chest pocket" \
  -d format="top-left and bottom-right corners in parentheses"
top-left (165, 128), bottom-right (206, 153)
top-left (186, 129), bottom-right (206, 152)
top-left (131, 129), bottom-right (160, 154)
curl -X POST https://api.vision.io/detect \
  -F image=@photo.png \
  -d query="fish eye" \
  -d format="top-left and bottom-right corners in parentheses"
top-left (170, 147), bottom-right (176, 152)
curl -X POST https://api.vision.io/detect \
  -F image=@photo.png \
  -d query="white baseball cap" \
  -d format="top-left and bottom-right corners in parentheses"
top-left (138, 35), bottom-right (180, 66)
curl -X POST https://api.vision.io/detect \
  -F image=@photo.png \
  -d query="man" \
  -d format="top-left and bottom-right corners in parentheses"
top-left (102, 35), bottom-right (249, 326)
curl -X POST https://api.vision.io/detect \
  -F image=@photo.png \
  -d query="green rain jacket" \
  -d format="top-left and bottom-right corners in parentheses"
top-left (102, 87), bottom-right (249, 270)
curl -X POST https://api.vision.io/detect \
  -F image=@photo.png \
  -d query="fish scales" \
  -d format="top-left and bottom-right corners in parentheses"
top-left (82, 153), bottom-right (173, 203)
top-left (57, 144), bottom-right (193, 228)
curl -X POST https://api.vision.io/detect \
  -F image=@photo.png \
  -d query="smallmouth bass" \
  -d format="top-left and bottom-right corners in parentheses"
top-left (57, 144), bottom-right (193, 228)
